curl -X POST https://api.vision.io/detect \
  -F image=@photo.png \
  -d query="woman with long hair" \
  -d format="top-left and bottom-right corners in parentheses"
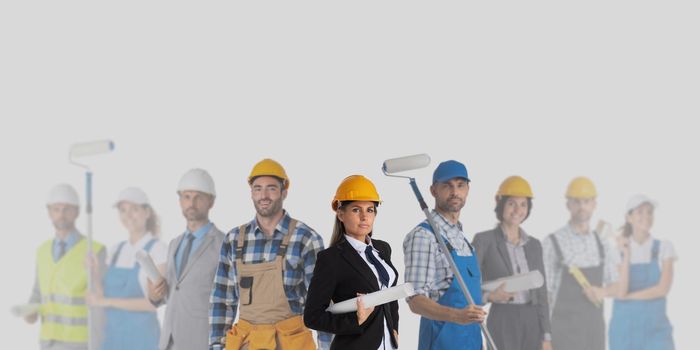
top-left (304, 175), bottom-right (399, 350)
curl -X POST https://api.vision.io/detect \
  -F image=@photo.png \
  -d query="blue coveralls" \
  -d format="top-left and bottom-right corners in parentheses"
top-left (417, 223), bottom-right (483, 350)
top-left (609, 239), bottom-right (674, 350)
top-left (101, 239), bottom-right (160, 350)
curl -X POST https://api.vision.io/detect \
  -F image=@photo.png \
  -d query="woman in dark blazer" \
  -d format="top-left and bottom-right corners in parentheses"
top-left (304, 175), bottom-right (399, 350)
top-left (472, 176), bottom-right (552, 350)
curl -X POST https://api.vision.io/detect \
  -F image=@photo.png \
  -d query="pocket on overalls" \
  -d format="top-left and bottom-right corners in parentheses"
top-left (240, 276), bottom-right (254, 305)
top-left (226, 323), bottom-right (250, 350)
top-left (248, 327), bottom-right (276, 350)
top-left (276, 317), bottom-right (315, 350)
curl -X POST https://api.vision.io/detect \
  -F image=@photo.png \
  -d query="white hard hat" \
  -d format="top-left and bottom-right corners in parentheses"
top-left (47, 184), bottom-right (80, 206)
top-left (626, 194), bottom-right (658, 213)
top-left (114, 187), bottom-right (150, 207)
top-left (177, 168), bottom-right (216, 196)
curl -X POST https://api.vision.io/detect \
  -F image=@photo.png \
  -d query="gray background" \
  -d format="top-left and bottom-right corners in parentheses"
top-left (1, 1), bottom-right (697, 349)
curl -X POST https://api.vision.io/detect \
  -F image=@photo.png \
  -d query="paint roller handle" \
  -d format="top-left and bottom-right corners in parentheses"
top-left (409, 178), bottom-right (428, 210)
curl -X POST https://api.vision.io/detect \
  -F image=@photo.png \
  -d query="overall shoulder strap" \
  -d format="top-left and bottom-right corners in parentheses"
top-left (110, 241), bottom-right (127, 266)
top-left (593, 232), bottom-right (605, 264)
top-left (651, 239), bottom-right (661, 261)
top-left (550, 234), bottom-right (565, 266)
top-left (235, 224), bottom-right (249, 263)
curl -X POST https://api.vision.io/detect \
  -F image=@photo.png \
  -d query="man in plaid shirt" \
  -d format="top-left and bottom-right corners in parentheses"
top-left (209, 159), bottom-right (331, 350)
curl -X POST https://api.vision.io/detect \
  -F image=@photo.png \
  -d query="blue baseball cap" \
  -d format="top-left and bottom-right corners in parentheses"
top-left (433, 160), bottom-right (470, 184)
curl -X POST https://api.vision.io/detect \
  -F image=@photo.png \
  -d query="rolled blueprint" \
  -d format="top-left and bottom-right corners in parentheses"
top-left (482, 270), bottom-right (544, 293)
top-left (135, 249), bottom-right (163, 282)
top-left (10, 303), bottom-right (40, 318)
top-left (326, 283), bottom-right (415, 314)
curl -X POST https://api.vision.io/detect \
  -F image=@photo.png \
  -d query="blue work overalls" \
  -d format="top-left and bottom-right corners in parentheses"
top-left (609, 239), bottom-right (674, 350)
top-left (417, 223), bottom-right (483, 350)
top-left (101, 239), bottom-right (160, 350)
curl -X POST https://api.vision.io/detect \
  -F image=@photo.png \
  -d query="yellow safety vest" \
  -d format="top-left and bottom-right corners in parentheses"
top-left (37, 238), bottom-right (104, 344)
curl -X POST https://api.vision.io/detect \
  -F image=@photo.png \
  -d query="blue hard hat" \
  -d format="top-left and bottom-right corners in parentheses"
top-left (433, 160), bottom-right (470, 184)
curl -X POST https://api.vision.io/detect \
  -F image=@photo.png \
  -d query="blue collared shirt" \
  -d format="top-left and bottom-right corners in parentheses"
top-left (175, 222), bottom-right (212, 276)
top-left (52, 230), bottom-right (80, 262)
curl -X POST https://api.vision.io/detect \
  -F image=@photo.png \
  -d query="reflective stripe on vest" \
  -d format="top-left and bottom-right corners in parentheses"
top-left (37, 238), bottom-right (104, 343)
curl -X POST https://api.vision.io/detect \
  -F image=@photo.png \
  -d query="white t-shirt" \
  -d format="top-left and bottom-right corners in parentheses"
top-left (106, 233), bottom-right (168, 297)
top-left (629, 236), bottom-right (678, 266)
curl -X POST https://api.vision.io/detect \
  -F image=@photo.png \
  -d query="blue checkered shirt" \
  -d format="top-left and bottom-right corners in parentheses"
top-left (403, 210), bottom-right (474, 301)
top-left (209, 212), bottom-right (331, 349)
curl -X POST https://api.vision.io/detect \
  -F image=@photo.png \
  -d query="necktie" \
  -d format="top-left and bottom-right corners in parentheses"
top-left (365, 245), bottom-right (390, 288)
top-left (57, 241), bottom-right (66, 261)
top-left (178, 233), bottom-right (195, 278)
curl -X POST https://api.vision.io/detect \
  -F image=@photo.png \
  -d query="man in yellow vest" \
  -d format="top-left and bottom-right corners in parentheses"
top-left (25, 184), bottom-right (106, 350)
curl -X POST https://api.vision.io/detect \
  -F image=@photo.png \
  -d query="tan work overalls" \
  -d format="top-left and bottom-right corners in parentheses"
top-left (225, 220), bottom-right (316, 350)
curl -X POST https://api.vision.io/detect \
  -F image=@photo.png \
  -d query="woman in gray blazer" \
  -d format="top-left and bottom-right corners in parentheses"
top-left (472, 176), bottom-right (552, 350)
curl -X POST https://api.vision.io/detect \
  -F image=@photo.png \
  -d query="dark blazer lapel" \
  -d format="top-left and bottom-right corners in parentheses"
top-left (338, 239), bottom-right (380, 291)
top-left (495, 227), bottom-right (514, 275)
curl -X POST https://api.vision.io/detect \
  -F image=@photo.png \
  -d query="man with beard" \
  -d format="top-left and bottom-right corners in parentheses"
top-left (25, 184), bottom-right (106, 350)
top-left (209, 159), bottom-right (329, 350)
top-left (403, 160), bottom-right (486, 350)
top-left (147, 168), bottom-right (225, 350)
top-left (542, 177), bottom-right (621, 350)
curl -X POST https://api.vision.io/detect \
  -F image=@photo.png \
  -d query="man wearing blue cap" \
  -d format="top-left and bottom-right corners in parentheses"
top-left (403, 160), bottom-right (487, 350)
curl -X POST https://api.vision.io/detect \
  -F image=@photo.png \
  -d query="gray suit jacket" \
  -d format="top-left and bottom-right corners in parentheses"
top-left (472, 227), bottom-right (551, 336)
top-left (157, 224), bottom-right (225, 350)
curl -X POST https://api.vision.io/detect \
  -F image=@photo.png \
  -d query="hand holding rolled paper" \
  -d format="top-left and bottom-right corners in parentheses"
top-left (326, 283), bottom-right (415, 314)
top-left (135, 250), bottom-right (163, 283)
top-left (10, 303), bottom-right (40, 318)
top-left (482, 270), bottom-right (545, 293)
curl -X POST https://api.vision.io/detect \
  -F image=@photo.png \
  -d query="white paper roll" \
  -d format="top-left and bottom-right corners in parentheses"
top-left (10, 303), bottom-right (40, 318)
top-left (135, 250), bottom-right (163, 282)
top-left (481, 270), bottom-right (544, 293)
top-left (326, 283), bottom-right (415, 314)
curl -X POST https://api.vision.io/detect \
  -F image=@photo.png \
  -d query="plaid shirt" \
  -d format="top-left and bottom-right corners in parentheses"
top-left (542, 224), bottom-right (621, 310)
top-left (403, 210), bottom-right (473, 301)
top-left (209, 212), bottom-right (331, 349)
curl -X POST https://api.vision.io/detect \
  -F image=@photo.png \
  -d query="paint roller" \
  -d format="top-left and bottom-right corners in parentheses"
top-left (382, 154), bottom-right (498, 350)
top-left (69, 140), bottom-right (115, 158)
top-left (69, 139), bottom-right (114, 350)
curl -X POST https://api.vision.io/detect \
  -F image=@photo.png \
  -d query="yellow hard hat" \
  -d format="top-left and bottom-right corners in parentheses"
top-left (566, 176), bottom-right (597, 199)
top-left (248, 159), bottom-right (290, 189)
top-left (332, 175), bottom-right (381, 211)
top-left (496, 175), bottom-right (534, 198)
